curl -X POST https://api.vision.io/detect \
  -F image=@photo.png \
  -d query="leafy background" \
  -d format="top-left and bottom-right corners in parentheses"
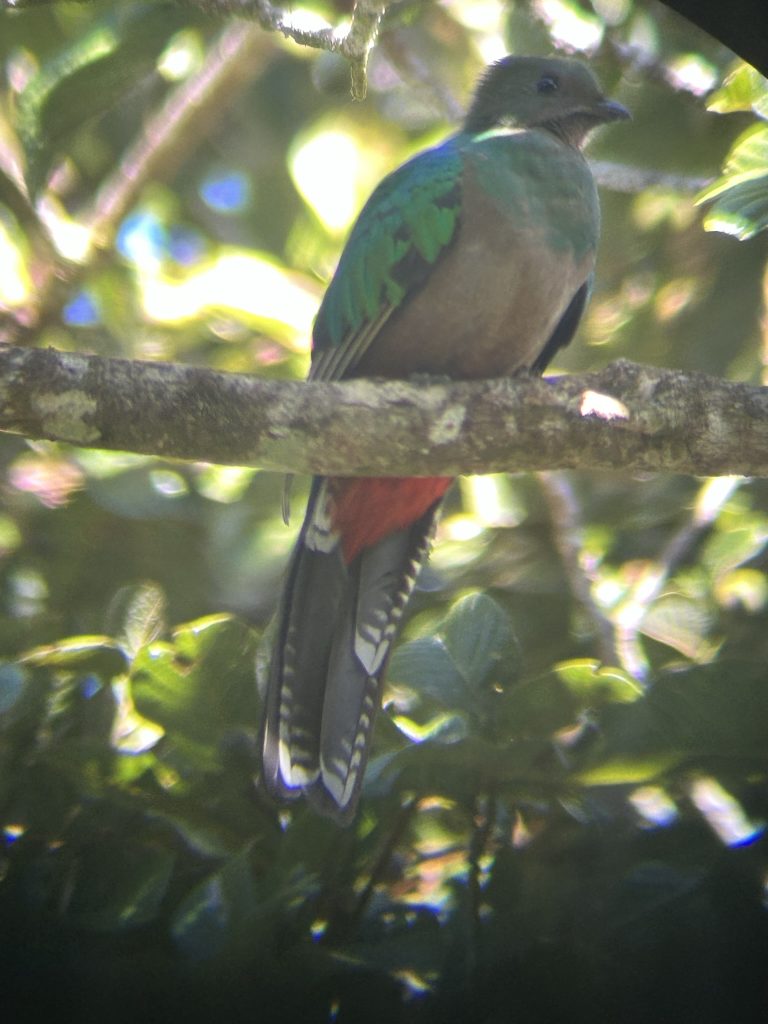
top-left (1, 1), bottom-right (768, 1021)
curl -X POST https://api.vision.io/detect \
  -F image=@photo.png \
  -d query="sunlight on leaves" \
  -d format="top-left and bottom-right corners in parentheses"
top-left (688, 776), bottom-right (764, 846)
top-left (108, 580), bottom-right (167, 658)
top-left (0, 219), bottom-right (31, 306)
top-left (460, 474), bottom-right (524, 528)
top-left (555, 659), bottom-right (642, 703)
top-left (444, 0), bottom-right (507, 62)
top-left (666, 54), bottom-right (717, 96)
top-left (138, 248), bottom-right (319, 345)
top-left (195, 465), bottom-right (257, 503)
top-left (534, 0), bottom-right (604, 52)
top-left (130, 614), bottom-right (259, 748)
top-left (629, 784), bottom-right (679, 827)
top-left (713, 568), bottom-right (768, 612)
top-left (17, 6), bottom-right (187, 192)
top-left (698, 124), bottom-right (768, 239)
top-left (19, 634), bottom-right (127, 683)
top-left (640, 593), bottom-right (719, 662)
top-left (707, 61), bottom-right (768, 119)
top-left (290, 127), bottom-right (366, 234)
top-left (158, 28), bottom-right (205, 82)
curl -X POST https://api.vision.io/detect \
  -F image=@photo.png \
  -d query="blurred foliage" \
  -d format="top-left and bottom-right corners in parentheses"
top-left (2, 1), bottom-right (768, 1021)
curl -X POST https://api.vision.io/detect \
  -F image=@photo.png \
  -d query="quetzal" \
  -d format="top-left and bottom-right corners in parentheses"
top-left (261, 55), bottom-right (629, 823)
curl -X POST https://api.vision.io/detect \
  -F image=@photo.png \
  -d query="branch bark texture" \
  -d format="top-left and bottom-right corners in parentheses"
top-left (1, 346), bottom-right (766, 478)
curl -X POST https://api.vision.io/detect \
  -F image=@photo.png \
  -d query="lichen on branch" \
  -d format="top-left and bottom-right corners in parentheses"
top-left (1, 345), bottom-right (767, 478)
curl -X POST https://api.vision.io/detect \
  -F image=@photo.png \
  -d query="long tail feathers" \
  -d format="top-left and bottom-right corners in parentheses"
top-left (261, 477), bottom-right (446, 823)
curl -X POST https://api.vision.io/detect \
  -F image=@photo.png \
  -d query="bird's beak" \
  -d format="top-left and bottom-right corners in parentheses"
top-left (594, 98), bottom-right (631, 122)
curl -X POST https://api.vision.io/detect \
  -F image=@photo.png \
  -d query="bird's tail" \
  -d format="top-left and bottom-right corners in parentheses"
top-left (261, 475), bottom-right (450, 823)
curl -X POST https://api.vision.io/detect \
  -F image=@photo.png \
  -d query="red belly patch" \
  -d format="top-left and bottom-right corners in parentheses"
top-left (329, 476), bottom-right (453, 563)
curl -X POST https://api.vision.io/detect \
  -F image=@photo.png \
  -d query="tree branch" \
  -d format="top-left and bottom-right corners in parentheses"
top-left (1, 346), bottom-right (767, 478)
top-left (178, 0), bottom-right (388, 98)
top-left (2, 0), bottom-right (388, 98)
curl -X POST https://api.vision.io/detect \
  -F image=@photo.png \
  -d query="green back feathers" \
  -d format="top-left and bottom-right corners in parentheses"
top-left (313, 138), bottom-right (463, 356)
top-left (312, 127), bottom-right (599, 376)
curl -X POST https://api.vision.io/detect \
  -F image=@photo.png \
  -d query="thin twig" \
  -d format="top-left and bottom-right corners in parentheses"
top-left (348, 795), bottom-right (419, 929)
top-left (590, 160), bottom-right (712, 194)
top-left (380, 31), bottom-right (466, 122)
top-left (467, 791), bottom-right (496, 999)
top-left (537, 471), bottom-right (620, 666)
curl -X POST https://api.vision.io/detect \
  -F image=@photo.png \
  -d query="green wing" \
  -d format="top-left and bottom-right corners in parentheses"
top-left (310, 136), bottom-right (463, 382)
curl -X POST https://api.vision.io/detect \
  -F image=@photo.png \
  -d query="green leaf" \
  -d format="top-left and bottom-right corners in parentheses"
top-left (702, 520), bottom-right (768, 578)
top-left (0, 163), bottom-right (35, 228)
top-left (21, 636), bottom-right (128, 678)
top-left (130, 614), bottom-right (259, 746)
top-left (494, 660), bottom-right (642, 739)
top-left (388, 635), bottom-right (475, 714)
top-left (701, 177), bottom-right (768, 239)
top-left (440, 592), bottom-right (521, 690)
top-left (640, 592), bottom-right (717, 661)
top-left (388, 592), bottom-right (520, 717)
top-left (0, 665), bottom-right (50, 761)
top-left (107, 580), bottom-right (167, 658)
top-left (392, 711), bottom-right (469, 744)
top-left (578, 661), bottom-right (768, 785)
top-left (171, 844), bottom-right (314, 960)
top-left (18, 6), bottom-right (187, 193)
top-left (714, 568), bottom-right (767, 611)
top-left (707, 62), bottom-right (768, 119)
top-left (697, 124), bottom-right (768, 239)
top-left (379, 735), bottom-right (558, 805)
top-left (0, 662), bottom-right (26, 716)
top-left (171, 845), bottom-right (258, 960)
top-left (698, 124), bottom-right (768, 199)
top-left (65, 837), bottom-right (175, 931)
top-left (0, 659), bottom-right (117, 754)
top-left (495, 671), bottom-right (580, 737)
top-left (575, 699), bottom-right (682, 785)
top-left (555, 660), bottom-right (643, 704)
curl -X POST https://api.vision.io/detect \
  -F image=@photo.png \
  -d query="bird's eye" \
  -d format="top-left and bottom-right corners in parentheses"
top-left (536, 75), bottom-right (559, 94)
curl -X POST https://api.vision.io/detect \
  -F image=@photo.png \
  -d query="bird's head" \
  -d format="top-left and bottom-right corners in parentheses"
top-left (464, 55), bottom-right (630, 148)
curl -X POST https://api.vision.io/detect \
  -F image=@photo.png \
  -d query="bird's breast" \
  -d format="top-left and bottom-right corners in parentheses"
top-left (355, 142), bottom-right (598, 380)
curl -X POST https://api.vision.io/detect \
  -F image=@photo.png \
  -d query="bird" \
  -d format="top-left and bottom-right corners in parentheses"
top-left (260, 55), bottom-right (630, 824)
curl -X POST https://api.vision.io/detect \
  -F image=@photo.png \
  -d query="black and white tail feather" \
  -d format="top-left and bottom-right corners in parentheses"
top-left (260, 478), bottom-right (441, 824)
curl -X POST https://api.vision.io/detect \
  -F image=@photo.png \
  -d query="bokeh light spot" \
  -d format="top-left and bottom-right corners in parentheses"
top-left (140, 248), bottom-right (318, 345)
top-left (290, 129), bottom-right (362, 234)
top-left (0, 220), bottom-right (31, 305)
top-left (118, 211), bottom-right (167, 268)
top-left (63, 290), bottom-right (100, 327)
top-left (535, 0), bottom-right (604, 51)
top-left (200, 171), bottom-right (252, 214)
